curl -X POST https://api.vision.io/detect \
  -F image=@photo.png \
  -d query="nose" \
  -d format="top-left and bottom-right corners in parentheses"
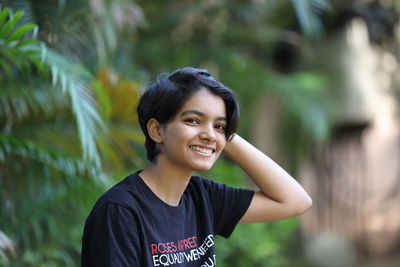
top-left (199, 123), bottom-right (216, 142)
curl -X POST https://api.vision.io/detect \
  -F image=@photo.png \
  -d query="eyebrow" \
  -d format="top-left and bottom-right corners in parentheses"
top-left (180, 109), bottom-right (226, 121)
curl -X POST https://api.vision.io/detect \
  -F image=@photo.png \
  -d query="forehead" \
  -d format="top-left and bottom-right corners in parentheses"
top-left (179, 89), bottom-right (226, 117)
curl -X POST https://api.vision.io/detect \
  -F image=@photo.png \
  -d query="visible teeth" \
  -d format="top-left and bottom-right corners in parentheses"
top-left (190, 145), bottom-right (213, 155)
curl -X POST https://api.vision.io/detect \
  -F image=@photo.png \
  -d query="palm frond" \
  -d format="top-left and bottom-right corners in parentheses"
top-left (291, 0), bottom-right (331, 38)
top-left (0, 7), bottom-right (110, 166)
top-left (0, 8), bottom-right (24, 37)
top-left (0, 133), bottom-right (107, 265)
top-left (89, 0), bottom-right (144, 67)
top-left (0, 81), bottom-right (67, 128)
top-left (41, 47), bottom-right (109, 166)
top-left (0, 134), bottom-right (106, 182)
top-left (0, 230), bottom-right (15, 263)
top-left (267, 71), bottom-right (332, 141)
top-left (0, 7), bottom-right (42, 81)
top-left (0, 0), bottom-right (34, 26)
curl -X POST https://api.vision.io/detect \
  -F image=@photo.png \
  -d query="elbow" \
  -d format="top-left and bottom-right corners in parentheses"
top-left (303, 194), bottom-right (313, 211)
top-left (295, 194), bottom-right (313, 215)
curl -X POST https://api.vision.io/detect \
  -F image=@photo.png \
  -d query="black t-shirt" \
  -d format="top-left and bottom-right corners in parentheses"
top-left (81, 171), bottom-right (254, 267)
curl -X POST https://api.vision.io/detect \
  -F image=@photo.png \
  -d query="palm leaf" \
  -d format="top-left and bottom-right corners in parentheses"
top-left (39, 46), bottom-right (113, 166)
top-left (0, 0), bottom-right (34, 26)
top-left (0, 6), bottom-right (111, 166)
top-left (0, 134), bottom-right (108, 265)
top-left (0, 134), bottom-right (106, 181)
top-left (0, 7), bottom-right (11, 26)
top-left (0, 230), bottom-right (15, 263)
top-left (0, 8), bottom-right (43, 81)
top-left (267, 71), bottom-right (332, 141)
top-left (7, 22), bottom-right (36, 41)
top-left (0, 81), bottom-right (68, 130)
top-left (89, 0), bottom-right (144, 67)
top-left (0, 9), bottom-right (24, 38)
top-left (291, 0), bottom-right (331, 38)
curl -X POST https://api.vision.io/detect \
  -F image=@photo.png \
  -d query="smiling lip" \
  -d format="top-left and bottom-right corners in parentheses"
top-left (189, 145), bottom-right (215, 155)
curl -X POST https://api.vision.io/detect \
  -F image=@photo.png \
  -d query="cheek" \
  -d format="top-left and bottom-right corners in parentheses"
top-left (218, 136), bottom-right (227, 151)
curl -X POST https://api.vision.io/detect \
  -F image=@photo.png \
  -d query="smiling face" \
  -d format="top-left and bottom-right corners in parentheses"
top-left (156, 88), bottom-right (227, 172)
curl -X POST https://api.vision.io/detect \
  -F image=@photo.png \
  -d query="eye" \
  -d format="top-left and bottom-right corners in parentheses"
top-left (184, 118), bottom-right (200, 124)
top-left (215, 124), bottom-right (226, 131)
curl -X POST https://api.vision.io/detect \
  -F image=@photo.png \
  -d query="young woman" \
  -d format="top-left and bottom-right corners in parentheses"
top-left (81, 67), bottom-right (312, 266)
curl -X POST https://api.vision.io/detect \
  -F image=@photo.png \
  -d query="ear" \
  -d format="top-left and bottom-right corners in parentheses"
top-left (147, 118), bottom-right (164, 143)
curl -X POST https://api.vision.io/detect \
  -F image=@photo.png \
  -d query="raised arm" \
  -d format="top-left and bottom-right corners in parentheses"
top-left (223, 134), bottom-right (312, 224)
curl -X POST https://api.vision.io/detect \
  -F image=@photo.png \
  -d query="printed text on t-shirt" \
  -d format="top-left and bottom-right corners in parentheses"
top-left (150, 234), bottom-right (216, 266)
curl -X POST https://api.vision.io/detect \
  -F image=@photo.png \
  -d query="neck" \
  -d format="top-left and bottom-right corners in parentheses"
top-left (139, 157), bottom-right (193, 206)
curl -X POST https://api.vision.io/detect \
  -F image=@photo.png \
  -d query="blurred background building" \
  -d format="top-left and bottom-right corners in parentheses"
top-left (253, 1), bottom-right (400, 266)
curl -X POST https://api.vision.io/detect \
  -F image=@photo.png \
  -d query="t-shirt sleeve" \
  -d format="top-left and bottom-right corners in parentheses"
top-left (81, 203), bottom-right (141, 267)
top-left (204, 179), bottom-right (254, 238)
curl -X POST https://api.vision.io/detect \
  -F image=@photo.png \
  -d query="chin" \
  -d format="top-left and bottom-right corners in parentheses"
top-left (195, 166), bottom-right (212, 172)
top-left (191, 162), bottom-right (215, 172)
top-left (188, 154), bottom-right (220, 172)
top-left (190, 162), bottom-right (214, 172)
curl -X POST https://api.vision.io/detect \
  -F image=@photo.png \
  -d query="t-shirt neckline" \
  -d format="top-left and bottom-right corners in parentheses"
top-left (135, 170), bottom-right (187, 209)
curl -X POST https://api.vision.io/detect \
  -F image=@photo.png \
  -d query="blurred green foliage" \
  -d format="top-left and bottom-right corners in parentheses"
top-left (132, 0), bottom-right (333, 172)
top-left (0, 0), bottom-right (331, 266)
top-left (0, 5), bottom-right (109, 266)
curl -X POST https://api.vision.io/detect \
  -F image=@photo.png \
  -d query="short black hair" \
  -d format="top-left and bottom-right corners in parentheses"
top-left (137, 67), bottom-right (240, 162)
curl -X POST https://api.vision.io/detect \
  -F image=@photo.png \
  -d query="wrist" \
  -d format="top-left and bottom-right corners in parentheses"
top-left (223, 133), bottom-right (240, 156)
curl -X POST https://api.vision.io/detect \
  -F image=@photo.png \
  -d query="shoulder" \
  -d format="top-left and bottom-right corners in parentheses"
top-left (88, 173), bottom-right (141, 218)
top-left (188, 175), bottom-right (254, 204)
top-left (189, 175), bottom-right (230, 193)
top-left (187, 176), bottom-right (237, 202)
top-left (187, 175), bottom-right (216, 193)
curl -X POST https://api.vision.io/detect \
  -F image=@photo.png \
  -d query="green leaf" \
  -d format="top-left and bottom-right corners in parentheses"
top-left (0, 57), bottom-right (13, 80)
top-left (0, 230), bottom-right (15, 262)
top-left (14, 38), bottom-right (37, 48)
top-left (41, 48), bottom-right (107, 167)
top-left (0, 7), bottom-right (11, 28)
top-left (7, 23), bottom-right (36, 41)
top-left (91, 79), bottom-right (112, 119)
top-left (0, 134), bottom-right (106, 182)
top-left (290, 0), bottom-right (330, 38)
top-left (0, 10), bottom-right (24, 39)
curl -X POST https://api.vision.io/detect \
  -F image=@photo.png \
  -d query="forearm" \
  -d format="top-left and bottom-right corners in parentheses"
top-left (224, 134), bottom-right (312, 211)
